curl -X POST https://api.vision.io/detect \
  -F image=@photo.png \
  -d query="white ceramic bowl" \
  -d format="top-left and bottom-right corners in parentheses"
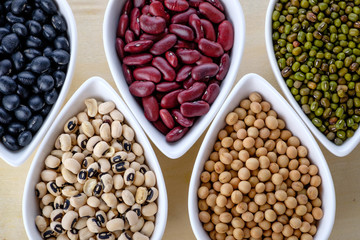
top-left (265, 0), bottom-right (360, 157)
top-left (188, 73), bottom-right (336, 239)
top-left (103, 0), bottom-right (245, 159)
top-left (0, 0), bottom-right (77, 167)
top-left (22, 77), bottom-right (168, 240)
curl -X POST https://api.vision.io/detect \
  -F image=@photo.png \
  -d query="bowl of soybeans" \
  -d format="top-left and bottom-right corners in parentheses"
top-left (22, 76), bottom-right (168, 240)
top-left (188, 73), bottom-right (335, 240)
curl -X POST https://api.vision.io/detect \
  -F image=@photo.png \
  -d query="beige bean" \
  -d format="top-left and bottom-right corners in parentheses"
top-left (74, 217), bottom-right (88, 230)
top-left (124, 168), bottom-right (135, 186)
top-left (70, 193), bottom-right (87, 208)
top-left (79, 227), bottom-right (95, 239)
top-left (111, 151), bottom-right (128, 163)
top-left (141, 203), bottom-right (158, 217)
top-left (144, 171), bottom-right (156, 187)
top-left (45, 155), bottom-right (61, 169)
top-left (133, 171), bottom-right (145, 186)
top-left (47, 181), bottom-right (61, 196)
top-left (117, 203), bottom-right (130, 214)
top-left (100, 173), bottom-right (113, 193)
top-left (85, 98), bottom-right (98, 117)
top-left (86, 136), bottom-right (101, 152)
top-left (93, 141), bottom-right (110, 158)
top-left (61, 167), bottom-right (77, 184)
top-left (87, 196), bottom-right (101, 208)
top-left (79, 205), bottom-right (95, 217)
top-left (51, 149), bottom-right (64, 158)
top-left (110, 109), bottom-right (124, 122)
top-left (42, 193), bottom-right (55, 206)
top-left (62, 211), bottom-right (79, 230)
top-left (36, 182), bottom-right (47, 198)
top-left (146, 187), bottom-right (158, 203)
top-left (60, 134), bottom-right (72, 152)
top-left (100, 123), bottom-right (112, 142)
top-left (131, 217), bottom-right (144, 233)
top-left (106, 218), bottom-right (125, 232)
top-left (132, 143), bottom-right (143, 157)
top-left (35, 215), bottom-right (48, 232)
top-left (126, 210), bottom-right (139, 226)
top-left (99, 101), bottom-right (115, 115)
top-left (92, 119), bottom-right (103, 136)
top-left (81, 121), bottom-right (95, 138)
top-left (122, 124), bottom-right (135, 141)
top-left (83, 179), bottom-right (97, 197)
top-left (119, 232), bottom-right (132, 240)
top-left (122, 189), bottom-right (135, 206)
top-left (42, 205), bottom-right (53, 218)
top-left (54, 196), bottom-right (64, 209)
top-left (113, 174), bottom-right (124, 190)
top-left (63, 158), bottom-right (81, 175)
top-left (101, 193), bottom-right (118, 208)
top-left (86, 217), bottom-right (102, 233)
top-left (62, 186), bottom-right (79, 198)
top-left (77, 111), bottom-right (89, 124)
top-left (111, 121), bottom-right (122, 139)
top-left (135, 187), bottom-right (147, 204)
top-left (77, 134), bottom-right (88, 150)
top-left (41, 170), bottom-right (58, 182)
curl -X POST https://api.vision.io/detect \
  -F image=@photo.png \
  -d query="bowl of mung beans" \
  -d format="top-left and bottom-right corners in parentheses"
top-left (22, 76), bottom-right (168, 240)
top-left (188, 73), bottom-right (335, 240)
top-left (0, 0), bottom-right (77, 166)
top-left (265, 0), bottom-right (360, 157)
top-left (103, 0), bottom-right (246, 159)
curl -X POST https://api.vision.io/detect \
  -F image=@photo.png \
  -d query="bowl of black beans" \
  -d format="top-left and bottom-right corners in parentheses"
top-left (0, 0), bottom-right (77, 166)
top-left (266, 0), bottom-right (360, 157)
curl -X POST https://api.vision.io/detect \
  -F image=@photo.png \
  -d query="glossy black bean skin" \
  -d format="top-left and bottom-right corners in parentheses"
top-left (0, 28), bottom-right (10, 41)
top-left (54, 36), bottom-right (70, 51)
top-left (25, 35), bottom-right (42, 48)
top-left (28, 95), bottom-right (44, 111)
top-left (2, 135), bottom-right (20, 151)
top-left (11, 51), bottom-right (25, 70)
top-left (16, 84), bottom-right (30, 99)
top-left (39, 0), bottom-right (58, 14)
top-left (51, 49), bottom-right (70, 65)
top-left (40, 104), bottom-right (52, 116)
top-left (43, 24), bottom-right (56, 41)
top-left (44, 88), bottom-right (58, 105)
top-left (26, 20), bottom-right (42, 35)
top-left (6, 12), bottom-right (24, 23)
top-left (11, 0), bottom-right (28, 15)
top-left (37, 74), bottom-right (54, 92)
top-left (1, 33), bottom-right (19, 53)
top-left (0, 126), bottom-right (4, 138)
top-left (53, 70), bottom-right (66, 88)
top-left (14, 105), bottom-right (32, 122)
top-left (18, 130), bottom-right (32, 146)
top-left (2, 94), bottom-right (20, 111)
top-left (30, 56), bottom-right (50, 73)
top-left (52, 15), bottom-right (67, 32)
top-left (32, 9), bottom-right (47, 23)
top-left (0, 108), bottom-right (12, 124)
top-left (0, 59), bottom-right (12, 75)
top-left (27, 115), bottom-right (43, 132)
top-left (12, 23), bottom-right (27, 37)
top-left (18, 71), bottom-right (36, 85)
top-left (0, 76), bottom-right (17, 94)
top-left (8, 122), bottom-right (26, 136)
top-left (23, 48), bottom-right (42, 60)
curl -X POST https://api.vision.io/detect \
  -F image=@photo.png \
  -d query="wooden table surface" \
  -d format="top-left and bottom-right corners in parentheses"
top-left (0, 0), bottom-right (359, 239)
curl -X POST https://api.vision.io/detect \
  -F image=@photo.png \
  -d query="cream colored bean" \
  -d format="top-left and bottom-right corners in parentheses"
top-left (93, 141), bottom-right (109, 158)
top-left (85, 99), bottom-right (98, 117)
top-left (141, 203), bottom-right (157, 217)
top-left (70, 193), bottom-right (87, 208)
top-left (36, 182), bottom-right (47, 198)
top-left (106, 218), bottom-right (125, 232)
top-left (47, 181), bottom-right (61, 196)
top-left (35, 215), bottom-right (48, 232)
top-left (117, 203), bottom-right (130, 214)
top-left (60, 134), bottom-right (72, 152)
top-left (123, 189), bottom-right (135, 206)
top-left (101, 193), bottom-right (118, 208)
top-left (100, 123), bottom-right (112, 142)
top-left (79, 205), bottom-right (95, 217)
top-left (141, 221), bottom-right (155, 237)
top-left (100, 173), bottom-right (113, 193)
top-left (86, 136), bottom-right (101, 152)
top-left (83, 179), bottom-right (97, 197)
top-left (75, 217), bottom-right (88, 230)
top-left (132, 143), bottom-right (143, 157)
top-left (79, 227), bottom-right (95, 240)
top-left (146, 187), bottom-right (158, 203)
top-left (91, 119), bottom-right (103, 136)
top-left (113, 174), bottom-right (124, 190)
top-left (99, 101), bottom-right (115, 115)
top-left (124, 168), bottom-right (135, 186)
top-left (63, 158), bottom-right (81, 175)
top-left (135, 187), bottom-right (147, 204)
top-left (122, 124), bottom-right (135, 141)
top-left (61, 167), bottom-right (77, 184)
top-left (133, 232), bottom-right (149, 240)
top-left (86, 217), bottom-right (102, 233)
top-left (126, 210), bottom-right (139, 226)
top-left (131, 217), bottom-right (144, 232)
top-left (45, 155), bottom-right (61, 169)
top-left (144, 171), bottom-right (156, 187)
top-left (62, 211), bottom-right (78, 230)
top-left (81, 121), bottom-right (95, 138)
top-left (110, 109), bottom-right (124, 122)
top-left (111, 121), bottom-right (122, 139)
top-left (62, 186), bottom-right (79, 198)
top-left (133, 171), bottom-right (145, 186)
top-left (42, 194), bottom-right (55, 206)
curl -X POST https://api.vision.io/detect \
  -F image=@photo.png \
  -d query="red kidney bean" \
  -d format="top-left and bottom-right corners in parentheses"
top-left (216, 53), bottom-right (230, 80)
top-left (130, 8), bottom-right (141, 36)
top-left (141, 5), bottom-right (150, 14)
top-left (140, 15), bottom-right (166, 35)
top-left (122, 0), bottom-right (133, 15)
top-left (180, 100), bottom-right (210, 117)
top-left (202, 82), bottom-right (220, 104)
top-left (161, 89), bottom-right (183, 109)
top-left (164, 0), bottom-right (189, 12)
top-left (133, 0), bottom-right (145, 8)
top-left (172, 109), bottom-right (194, 127)
top-left (149, 1), bottom-right (170, 22)
top-left (140, 31), bottom-right (168, 41)
top-left (200, 19), bottom-right (216, 41)
top-left (169, 24), bottom-right (194, 41)
top-left (166, 126), bottom-right (189, 142)
top-left (198, 38), bottom-right (224, 58)
top-left (124, 40), bottom-right (153, 53)
top-left (199, 2), bottom-right (225, 24)
top-left (152, 56), bottom-right (176, 81)
top-left (122, 64), bottom-right (134, 85)
top-left (171, 8), bottom-right (197, 24)
top-left (206, 0), bottom-right (224, 11)
top-left (129, 81), bottom-right (155, 97)
top-left (196, 54), bottom-right (213, 65)
top-left (156, 82), bottom-right (181, 92)
top-left (125, 30), bottom-right (135, 44)
top-left (217, 20), bottom-right (234, 51)
top-left (116, 38), bottom-right (125, 61)
top-left (153, 119), bottom-right (170, 135)
top-left (142, 96), bottom-right (159, 121)
top-left (150, 34), bottom-right (177, 55)
top-left (165, 51), bottom-right (178, 68)
top-left (117, 14), bottom-right (129, 38)
top-left (155, 92), bottom-right (167, 102)
top-left (192, 63), bottom-right (219, 81)
top-left (177, 82), bottom-right (207, 104)
top-left (183, 77), bottom-right (196, 89)
top-left (160, 109), bottom-right (175, 129)
top-left (189, 14), bottom-right (204, 42)
top-left (176, 65), bottom-right (192, 82)
top-left (123, 53), bottom-right (153, 65)
top-left (133, 66), bottom-right (162, 83)
top-left (174, 40), bottom-right (196, 49)
top-left (189, 0), bottom-right (204, 7)
top-left (176, 49), bottom-right (201, 64)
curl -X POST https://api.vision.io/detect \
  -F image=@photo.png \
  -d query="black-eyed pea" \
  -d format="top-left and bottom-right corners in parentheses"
top-left (51, 150), bottom-right (64, 159)
top-left (41, 170), bottom-right (58, 182)
top-left (122, 189), bottom-right (135, 206)
top-left (81, 121), bottom-right (95, 138)
top-left (130, 217), bottom-right (144, 232)
top-left (45, 155), bottom-right (61, 169)
top-left (135, 155), bottom-right (145, 164)
top-left (86, 217), bottom-right (102, 233)
top-left (70, 134), bottom-right (77, 146)
top-left (130, 162), bottom-right (141, 171)
top-left (86, 196), bottom-right (100, 209)
top-left (140, 221), bottom-right (154, 237)
top-left (62, 152), bottom-right (73, 161)
top-left (60, 134), bottom-right (72, 152)
top-left (122, 124), bottom-right (135, 141)
top-left (113, 174), bottom-right (124, 190)
top-left (99, 123), bottom-right (112, 142)
top-left (79, 227), bottom-right (95, 239)
top-left (115, 203), bottom-right (128, 215)
top-left (83, 179), bottom-right (97, 197)
top-left (73, 153), bottom-right (85, 163)
top-left (77, 134), bottom-right (88, 150)
top-left (61, 167), bottom-right (77, 184)
top-left (79, 205), bottom-right (95, 218)
top-left (118, 232), bottom-right (133, 240)
top-left (99, 101), bottom-right (115, 115)
top-left (105, 209), bottom-right (118, 221)
top-left (111, 121), bottom-right (122, 139)
top-left (85, 99), bottom-right (98, 117)
top-left (93, 141), bottom-right (110, 158)
top-left (77, 111), bottom-right (89, 124)
top-left (61, 210), bottom-right (79, 231)
top-left (50, 221), bottom-right (65, 234)
top-left (111, 139), bottom-right (123, 151)
top-left (87, 162), bottom-right (100, 178)
top-left (139, 165), bottom-right (149, 175)
top-left (77, 170), bottom-right (88, 185)
top-left (36, 182), bottom-right (47, 198)
top-left (47, 181), bottom-right (61, 196)
top-left (64, 158), bottom-right (81, 175)
top-left (126, 210), bottom-right (139, 226)
top-left (112, 161), bottom-right (130, 174)
top-left (42, 205), bottom-right (54, 218)
top-left (91, 119), bottom-right (103, 136)
top-left (143, 215), bottom-right (155, 222)
top-left (146, 187), bottom-right (158, 203)
top-left (96, 232), bottom-right (115, 240)
top-left (133, 232), bottom-right (149, 240)
top-left (82, 156), bottom-right (94, 169)
top-left (63, 199), bottom-right (72, 212)
top-left (100, 173), bottom-right (113, 192)
top-left (70, 193), bottom-right (87, 208)
top-left (93, 182), bottom-right (104, 198)
top-left (41, 227), bottom-right (57, 239)
top-left (42, 194), bottom-right (55, 206)
top-left (75, 217), bottom-right (88, 230)
top-left (101, 193), bottom-right (118, 208)
top-left (123, 140), bottom-right (132, 151)
top-left (135, 187), bottom-right (147, 205)
top-left (102, 115), bottom-right (113, 125)
top-left (132, 143), bottom-right (143, 157)
top-left (36, 215), bottom-right (48, 232)
top-left (141, 202), bottom-right (157, 217)
top-left (124, 168), bottom-right (135, 185)
top-left (55, 135), bottom-right (61, 150)
top-left (110, 109), bottom-right (124, 122)
top-left (54, 196), bottom-right (65, 209)
top-left (86, 136), bottom-right (102, 152)
top-left (111, 151), bottom-right (127, 164)
top-left (144, 171), bottom-right (156, 187)
top-left (127, 152), bottom-right (136, 162)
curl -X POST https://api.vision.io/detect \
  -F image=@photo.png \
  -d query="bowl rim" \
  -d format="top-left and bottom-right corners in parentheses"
top-left (103, 0), bottom-right (246, 159)
top-left (264, 0), bottom-right (360, 157)
top-left (188, 73), bottom-right (336, 240)
top-left (22, 76), bottom-right (168, 240)
top-left (0, 0), bottom-right (78, 167)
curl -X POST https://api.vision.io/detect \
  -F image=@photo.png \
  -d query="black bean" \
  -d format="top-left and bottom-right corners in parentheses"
top-left (28, 95), bottom-right (44, 111)
top-left (40, 104), bottom-right (52, 116)
top-left (12, 23), bottom-right (27, 37)
top-left (43, 46), bottom-right (53, 58)
top-left (2, 134), bottom-right (20, 151)
top-left (31, 84), bottom-right (40, 94)
top-left (26, 20), bottom-right (42, 35)
top-left (23, 48), bottom-right (42, 60)
top-left (54, 36), bottom-right (70, 51)
top-left (0, 76), bottom-right (17, 94)
top-left (0, 125), bottom-right (4, 138)
top-left (14, 105), bottom-right (32, 122)
top-left (1, 33), bottom-right (19, 54)
top-left (0, 107), bottom-right (12, 124)
top-left (37, 74), bottom-right (54, 92)
top-left (42, 24), bottom-right (56, 41)
top-left (8, 122), bottom-right (26, 136)
top-left (30, 56), bottom-right (50, 73)
top-left (0, 27), bottom-right (10, 41)
top-left (39, 0), bottom-right (58, 14)
top-left (51, 49), bottom-right (70, 65)
top-left (53, 70), bottom-right (66, 88)
top-left (25, 35), bottom-right (42, 48)
top-left (52, 14), bottom-right (67, 32)
top-left (17, 130), bottom-right (32, 146)
top-left (16, 84), bottom-right (30, 99)
top-left (32, 8), bottom-right (47, 23)
top-left (27, 114), bottom-right (43, 132)
top-left (0, 59), bottom-right (12, 75)
top-left (44, 88), bottom-right (58, 105)
top-left (6, 12), bottom-right (24, 23)
top-left (2, 94), bottom-right (20, 111)
top-left (17, 71), bottom-right (36, 85)
top-left (11, 0), bottom-right (27, 14)
top-left (11, 51), bottom-right (25, 71)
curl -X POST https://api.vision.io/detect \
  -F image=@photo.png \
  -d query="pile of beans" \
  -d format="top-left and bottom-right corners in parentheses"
top-left (0, 0), bottom-right (71, 151)
top-left (35, 99), bottom-right (158, 240)
top-left (272, 0), bottom-right (360, 145)
top-left (115, 0), bottom-right (234, 142)
top-left (197, 92), bottom-right (323, 240)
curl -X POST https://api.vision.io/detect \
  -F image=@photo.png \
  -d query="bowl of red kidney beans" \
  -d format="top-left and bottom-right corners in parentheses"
top-left (104, 0), bottom-right (245, 159)
top-left (0, 0), bottom-right (77, 166)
